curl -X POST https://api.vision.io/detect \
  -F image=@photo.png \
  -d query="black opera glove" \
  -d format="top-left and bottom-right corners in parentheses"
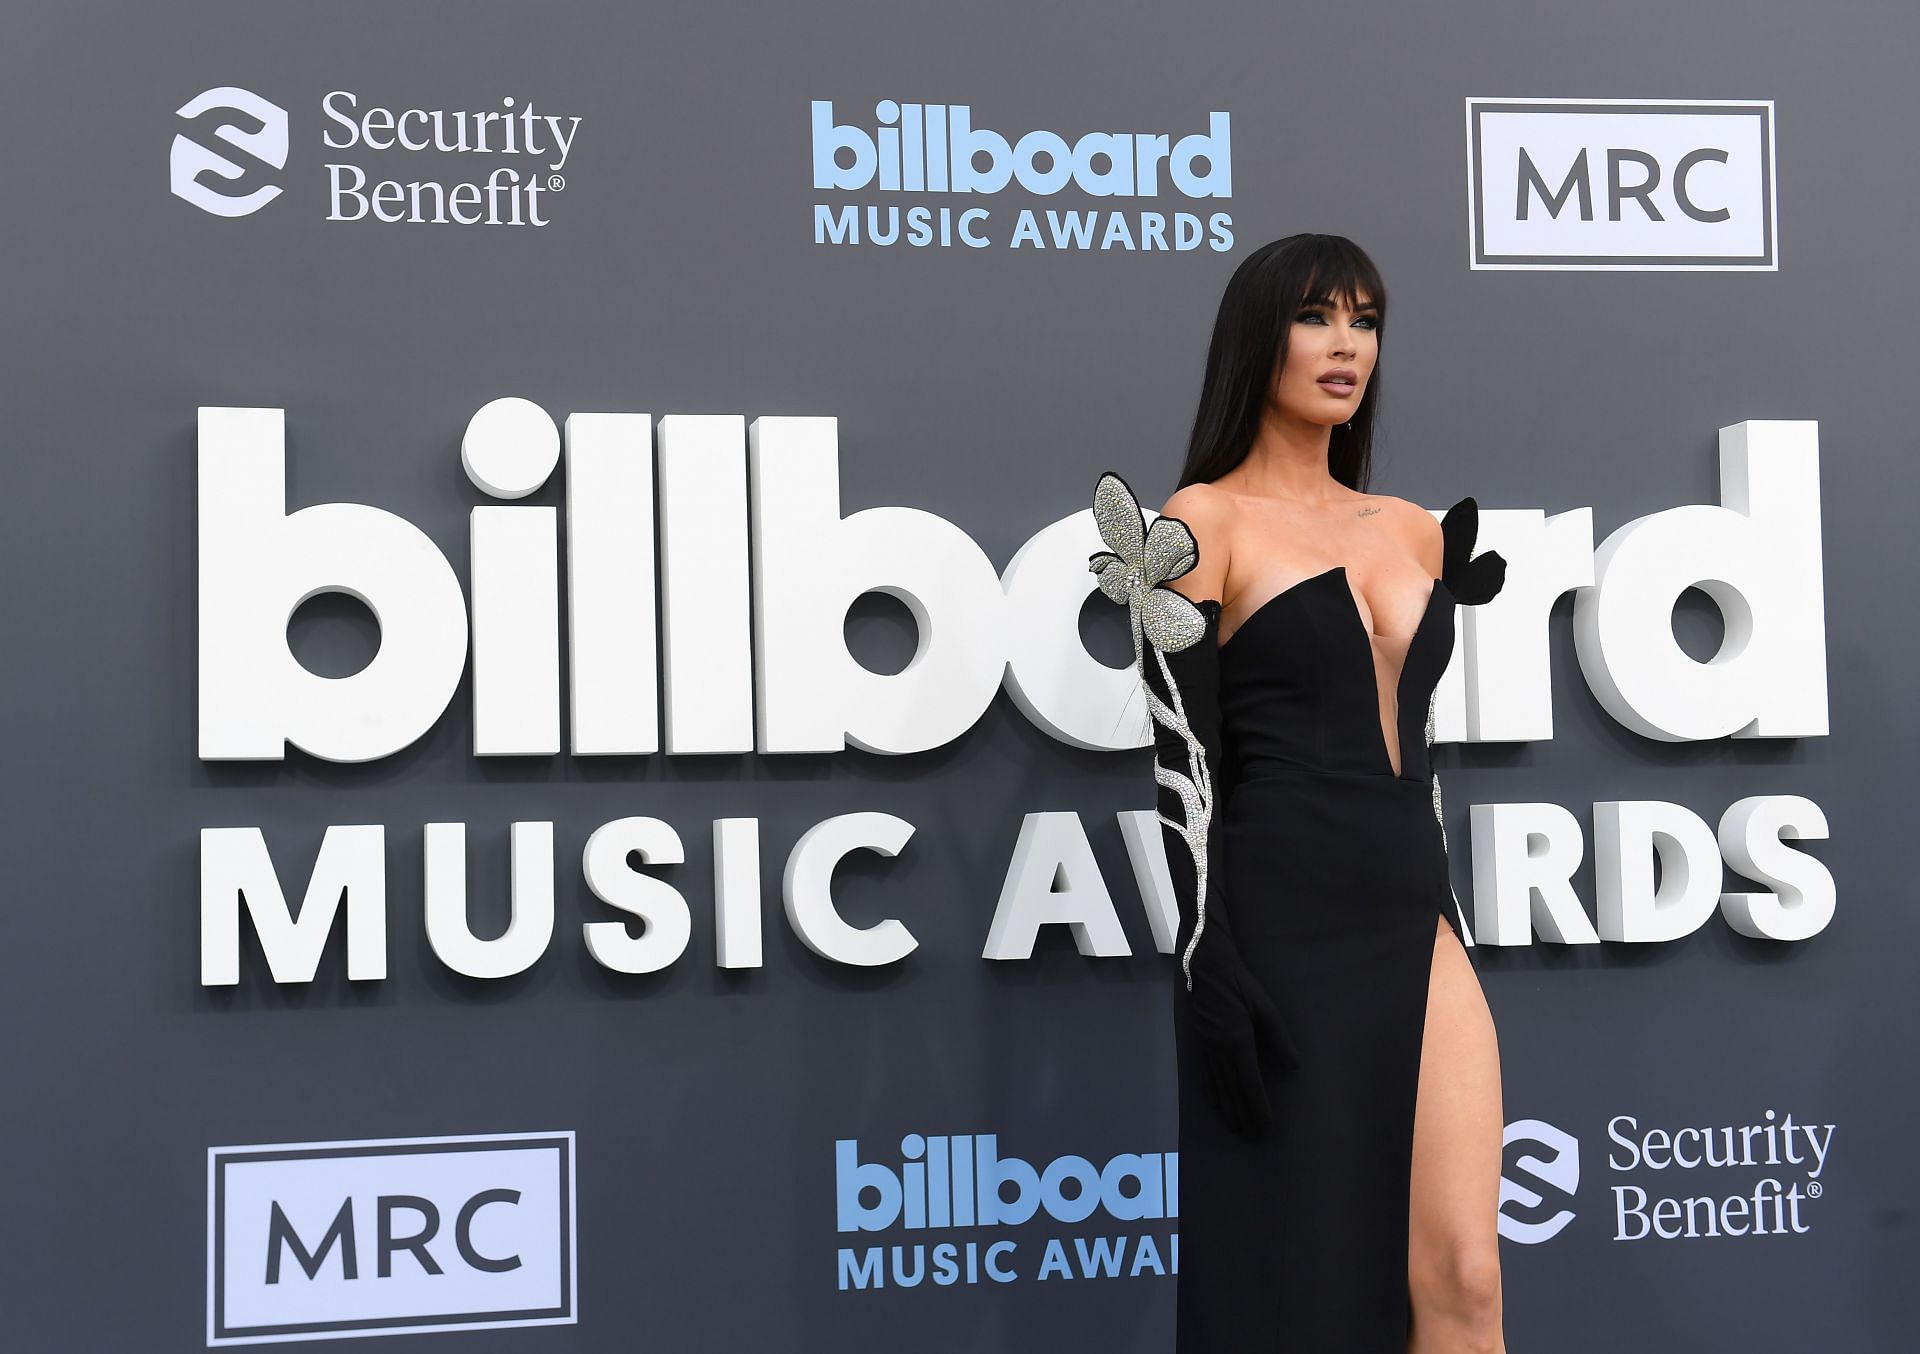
top-left (1439, 495), bottom-right (1506, 604)
top-left (1089, 471), bottom-right (1301, 1141)
top-left (1146, 598), bottom-right (1304, 1138)
top-left (1426, 496), bottom-right (1509, 855)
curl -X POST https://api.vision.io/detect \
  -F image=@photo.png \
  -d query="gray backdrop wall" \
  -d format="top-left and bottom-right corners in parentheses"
top-left (4, 1), bottom-right (1913, 1349)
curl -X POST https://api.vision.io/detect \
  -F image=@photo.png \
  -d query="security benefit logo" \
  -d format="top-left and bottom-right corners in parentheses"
top-left (1498, 1110), bottom-right (1835, 1245)
top-left (207, 1132), bottom-right (576, 1345)
top-left (835, 1134), bottom-right (1178, 1290)
top-left (1608, 1110), bottom-right (1833, 1241)
top-left (1497, 1119), bottom-right (1580, 1244)
top-left (810, 99), bottom-right (1233, 252)
top-left (170, 85), bottom-right (583, 226)
top-left (1465, 98), bottom-right (1777, 270)
top-left (171, 88), bottom-right (289, 218)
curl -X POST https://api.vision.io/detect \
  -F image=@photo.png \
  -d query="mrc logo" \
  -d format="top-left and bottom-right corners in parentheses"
top-left (171, 86), bottom-right (289, 218)
top-left (1465, 97), bottom-right (1777, 270)
top-left (207, 1130), bottom-right (576, 1345)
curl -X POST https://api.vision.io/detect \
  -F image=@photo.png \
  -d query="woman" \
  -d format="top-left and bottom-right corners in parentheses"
top-left (1088, 234), bottom-right (1510, 1351)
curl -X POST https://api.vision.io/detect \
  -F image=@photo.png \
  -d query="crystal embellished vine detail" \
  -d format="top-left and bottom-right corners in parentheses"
top-left (1086, 472), bottom-right (1214, 991)
top-left (1426, 690), bottom-right (1448, 852)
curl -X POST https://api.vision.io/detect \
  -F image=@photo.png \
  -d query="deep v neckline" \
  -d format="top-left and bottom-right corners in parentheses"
top-left (1218, 565), bottom-right (1447, 780)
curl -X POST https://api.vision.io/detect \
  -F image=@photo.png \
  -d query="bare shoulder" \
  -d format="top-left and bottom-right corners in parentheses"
top-left (1159, 481), bottom-right (1233, 535)
top-left (1156, 481), bottom-right (1233, 602)
top-left (1366, 492), bottom-right (1445, 574)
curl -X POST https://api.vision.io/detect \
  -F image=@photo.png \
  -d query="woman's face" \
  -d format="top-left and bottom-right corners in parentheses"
top-left (1271, 290), bottom-right (1380, 425)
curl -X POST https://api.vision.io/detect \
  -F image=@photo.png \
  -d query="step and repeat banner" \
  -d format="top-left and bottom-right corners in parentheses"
top-left (4, 2), bottom-right (1912, 1349)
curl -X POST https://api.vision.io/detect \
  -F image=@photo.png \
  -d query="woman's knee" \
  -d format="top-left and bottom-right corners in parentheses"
top-left (1412, 1241), bottom-right (1503, 1328)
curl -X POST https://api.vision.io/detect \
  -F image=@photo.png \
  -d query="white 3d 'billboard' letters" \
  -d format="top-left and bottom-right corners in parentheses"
top-left (198, 407), bottom-right (468, 762)
top-left (195, 406), bottom-right (1828, 761)
top-left (1573, 420), bottom-right (1826, 740)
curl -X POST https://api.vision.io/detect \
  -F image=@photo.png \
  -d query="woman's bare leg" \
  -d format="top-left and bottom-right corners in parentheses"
top-left (1408, 915), bottom-right (1507, 1353)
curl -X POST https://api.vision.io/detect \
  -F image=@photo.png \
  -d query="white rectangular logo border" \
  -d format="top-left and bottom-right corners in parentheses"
top-left (1464, 96), bottom-right (1778, 271)
top-left (206, 1130), bottom-right (577, 1347)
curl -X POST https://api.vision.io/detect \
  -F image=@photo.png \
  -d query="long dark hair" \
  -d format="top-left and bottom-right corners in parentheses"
top-left (1177, 233), bottom-right (1389, 492)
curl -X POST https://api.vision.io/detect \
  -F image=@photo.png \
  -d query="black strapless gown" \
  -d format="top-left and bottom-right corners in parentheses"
top-left (1172, 560), bottom-right (1481, 1350)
